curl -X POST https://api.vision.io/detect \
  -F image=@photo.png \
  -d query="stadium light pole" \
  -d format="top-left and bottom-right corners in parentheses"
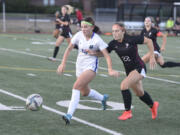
top-left (2, 0), bottom-right (6, 32)
top-left (174, 2), bottom-right (180, 21)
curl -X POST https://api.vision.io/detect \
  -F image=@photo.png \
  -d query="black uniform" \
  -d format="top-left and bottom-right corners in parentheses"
top-left (141, 27), bottom-right (160, 53)
top-left (55, 16), bottom-right (61, 30)
top-left (59, 14), bottom-right (72, 38)
top-left (107, 34), bottom-right (146, 76)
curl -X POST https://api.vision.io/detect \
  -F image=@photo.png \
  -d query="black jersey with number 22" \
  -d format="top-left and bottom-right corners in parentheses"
top-left (107, 34), bottom-right (146, 76)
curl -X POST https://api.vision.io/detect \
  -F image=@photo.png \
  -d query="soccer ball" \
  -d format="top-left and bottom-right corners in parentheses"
top-left (26, 94), bottom-right (43, 111)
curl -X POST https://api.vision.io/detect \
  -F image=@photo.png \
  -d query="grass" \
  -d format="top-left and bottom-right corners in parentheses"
top-left (0, 33), bottom-right (180, 135)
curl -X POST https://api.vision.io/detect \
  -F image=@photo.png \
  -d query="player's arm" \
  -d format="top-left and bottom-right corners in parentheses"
top-left (57, 43), bottom-right (74, 74)
top-left (86, 49), bottom-right (104, 57)
top-left (143, 37), bottom-right (156, 70)
top-left (56, 18), bottom-right (69, 26)
top-left (101, 49), bottom-right (120, 77)
top-left (160, 32), bottom-right (167, 52)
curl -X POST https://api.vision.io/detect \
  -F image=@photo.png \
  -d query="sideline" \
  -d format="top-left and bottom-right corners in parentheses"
top-left (0, 48), bottom-right (180, 85)
top-left (0, 88), bottom-right (122, 135)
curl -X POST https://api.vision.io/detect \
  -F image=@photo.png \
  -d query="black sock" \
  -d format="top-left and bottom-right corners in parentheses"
top-left (139, 91), bottom-right (154, 108)
top-left (121, 89), bottom-right (132, 111)
top-left (53, 46), bottom-right (59, 58)
top-left (160, 61), bottom-right (180, 68)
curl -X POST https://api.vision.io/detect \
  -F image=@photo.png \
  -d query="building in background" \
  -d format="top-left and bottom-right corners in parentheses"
top-left (30, 0), bottom-right (94, 14)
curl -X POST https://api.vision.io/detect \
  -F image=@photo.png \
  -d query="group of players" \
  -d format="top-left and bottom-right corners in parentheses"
top-left (49, 5), bottom-right (180, 124)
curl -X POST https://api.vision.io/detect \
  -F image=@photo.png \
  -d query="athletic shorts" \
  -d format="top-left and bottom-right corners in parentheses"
top-left (76, 58), bottom-right (99, 77)
top-left (154, 51), bottom-right (161, 57)
top-left (60, 28), bottom-right (72, 38)
top-left (139, 68), bottom-right (146, 78)
top-left (55, 24), bottom-right (61, 29)
top-left (126, 66), bottom-right (147, 78)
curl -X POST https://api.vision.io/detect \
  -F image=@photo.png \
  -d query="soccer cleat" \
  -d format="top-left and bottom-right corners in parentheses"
top-left (101, 94), bottom-right (109, 110)
top-left (118, 110), bottom-right (132, 120)
top-left (150, 101), bottom-right (159, 120)
top-left (62, 114), bottom-right (72, 125)
top-left (47, 57), bottom-right (56, 62)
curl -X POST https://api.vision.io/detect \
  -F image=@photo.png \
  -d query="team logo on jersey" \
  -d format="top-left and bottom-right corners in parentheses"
top-left (149, 32), bottom-right (152, 36)
top-left (89, 45), bottom-right (94, 49)
top-left (125, 43), bottom-right (129, 48)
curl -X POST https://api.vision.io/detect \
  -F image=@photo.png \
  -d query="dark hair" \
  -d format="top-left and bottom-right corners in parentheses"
top-left (113, 23), bottom-right (126, 32)
top-left (83, 17), bottom-right (95, 26)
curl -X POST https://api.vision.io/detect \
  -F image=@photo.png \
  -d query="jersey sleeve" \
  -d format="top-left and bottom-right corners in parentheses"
top-left (106, 40), bottom-right (115, 53)
top-left (153, 28), bottom-right (159, 36)
top-left (131, 35), bottom-right (144, 45)
top-left (97, 36), bottom-right (108, 51)
top-left (71, 32), bottom-right (80, 46)
top-left (65, 14), bottom-right (70, 22)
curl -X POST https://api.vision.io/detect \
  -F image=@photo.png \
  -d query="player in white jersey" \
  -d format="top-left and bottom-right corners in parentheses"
top-left (57, 17), bottom-right (119, 124)
top-left (73, 31), bottom-right (107, 77)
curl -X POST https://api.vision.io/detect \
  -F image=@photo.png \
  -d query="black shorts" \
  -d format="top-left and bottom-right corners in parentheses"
top-left (55, 24), bottom-right (61, 30)
top-left (125, 66), bottom-right (147, 76)
top-left (77, 20), bottom-right (81, 26)
top-left (60, 28), bottom-right (72, 38)
top-left (154, 43), bottom-right (161, 53)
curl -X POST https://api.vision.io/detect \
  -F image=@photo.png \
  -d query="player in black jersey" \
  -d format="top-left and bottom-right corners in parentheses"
top-left (53, 11), bottom-right (61, 39)
top-left (87, 23), bottom-right (159, 121)
top-left (48, 5), bottom-right (72, 61)
top-left (141, 17), bottom-right (180, 68)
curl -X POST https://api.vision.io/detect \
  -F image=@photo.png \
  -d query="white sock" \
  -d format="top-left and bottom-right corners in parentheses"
top-left (67, 89), bottom-right (80, 116)
top-left (87, 89), bottom-right (103, 101)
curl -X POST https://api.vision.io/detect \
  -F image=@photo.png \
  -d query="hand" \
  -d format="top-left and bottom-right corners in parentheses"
top-left (57, 64), bottom-right (65, 75)
top-left (56, 19), bottom-right (61, 23)
top-left (160, 46), bottom-right (165, 52)
top-left (108, 69), bottom-right (120, 78)
top-left (86, 49), bottom-right (97, 56)
top-left (149, 56), bottom-right (156, 70)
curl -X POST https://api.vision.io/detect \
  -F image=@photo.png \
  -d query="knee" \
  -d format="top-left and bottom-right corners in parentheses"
top-left (81, 90), bottom-right (89, 96)
top-left (73, 81), bottom-right (83, 90)
top-left (135, 90), bottom-right (144, 97)
top-left (159, 63), bottom-right (165, 68)
top-left (120, 81), bottom-right (129, 90)
top-left (55, 43), bottom-right (60, 46)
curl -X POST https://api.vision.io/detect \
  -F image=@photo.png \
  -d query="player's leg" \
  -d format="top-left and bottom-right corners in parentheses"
top-left (75, 70), bottom-right (108, 110)
top-left (62, 70), bottom-right (96, 124)
top-left (157, 55), bottom-right (180, 68)
top-left (48, 36), bottom-right (64, 61)
top-left (65, 37), bottom-right (71, 45)
top-left (80, 85), bottom-right (108, 110)
top-left (118, 70), bottom-right (143, 120)
top-left (131, 80), bottom-right (159, 120)
top-left (142, 52), bottom-right (150, 63)
top-left (53, 29), bottom-right (59, 39)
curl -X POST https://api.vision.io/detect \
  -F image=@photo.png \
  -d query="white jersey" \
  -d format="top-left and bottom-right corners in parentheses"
top-left (71, 31), bottom-right (108, 76)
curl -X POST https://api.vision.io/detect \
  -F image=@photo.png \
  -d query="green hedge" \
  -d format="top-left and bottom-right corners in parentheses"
top-left (0, 0), bottom-right (83, 14)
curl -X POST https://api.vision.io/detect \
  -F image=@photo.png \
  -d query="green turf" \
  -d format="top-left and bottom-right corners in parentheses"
top-left (0, 33), bottom-right (180, 135)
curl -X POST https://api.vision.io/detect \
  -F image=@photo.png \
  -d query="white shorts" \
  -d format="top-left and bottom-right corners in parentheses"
top-left (154, 51), bottom-right (161, 57)
top-left (140, 68), bottom-right (146, 78)
top-left (76, 58), bottom-right (99, 77)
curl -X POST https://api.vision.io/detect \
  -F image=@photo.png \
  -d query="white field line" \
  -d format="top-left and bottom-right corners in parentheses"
top-left (0, 88), bottom-right (122, 135)
top-left (0, 48), bottom-right (180, 85)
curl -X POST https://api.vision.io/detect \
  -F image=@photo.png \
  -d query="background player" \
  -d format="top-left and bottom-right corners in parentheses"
top-left (53, 11), bottom-right (61, 39)
top-left (141, 17), bottom-right (180, 68)
top-left (48, 5), bottom-right (72, 61)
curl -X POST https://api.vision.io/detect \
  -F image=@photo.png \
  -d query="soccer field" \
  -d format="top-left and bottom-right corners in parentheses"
top-left (0, 33), bottom-right (180, 135)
